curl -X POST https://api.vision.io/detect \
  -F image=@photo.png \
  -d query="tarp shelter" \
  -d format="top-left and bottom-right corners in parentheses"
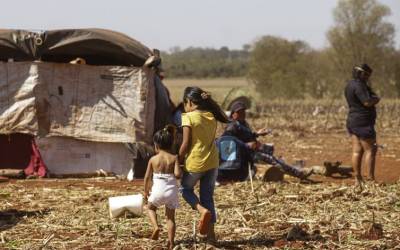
top-left (0, 28), bottom-right (173, 177)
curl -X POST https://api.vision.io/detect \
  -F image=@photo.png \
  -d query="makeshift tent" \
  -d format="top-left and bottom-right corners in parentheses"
top-left (0, 29), bottom-right (172, 177)
top-left (0, 28), bottom-right (151, 66)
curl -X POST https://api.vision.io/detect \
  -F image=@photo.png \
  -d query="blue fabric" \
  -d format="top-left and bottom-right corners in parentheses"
top-left (220, 140), bottom-right (237, 161)
top-left (216, 136), bottom-right (253, 181)
top-left (216, 136), bottom-right (250, 171)
top-left (180, 168), bottom-right (218, 223)
top-left (172, 109), bottom-right (182, 128)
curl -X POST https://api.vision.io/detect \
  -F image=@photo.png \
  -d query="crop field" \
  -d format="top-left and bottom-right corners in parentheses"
top-left (163, 78), bottom-right (248, 104)
top-left (1, 79), bottom-right (400, 249)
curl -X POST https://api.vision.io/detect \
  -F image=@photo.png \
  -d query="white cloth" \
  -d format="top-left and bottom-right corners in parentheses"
top-left (148, 173), bottom-right (179, 209)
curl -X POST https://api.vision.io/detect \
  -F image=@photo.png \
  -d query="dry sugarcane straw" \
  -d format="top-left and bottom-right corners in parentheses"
top-left (193, 220), bottom-right (197, 250)
top-left (40, 233), bottom-right (55, 249)
top-left (2, 176), bottom-right (400, 249)
top-left (235, 208), bottom-right (248, 226)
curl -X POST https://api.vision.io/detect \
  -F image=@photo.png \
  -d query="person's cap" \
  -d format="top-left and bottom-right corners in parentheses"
top-left (230, 101), bottom-right (247, 113)
top-left (355, 63), bottom-right (372, 74)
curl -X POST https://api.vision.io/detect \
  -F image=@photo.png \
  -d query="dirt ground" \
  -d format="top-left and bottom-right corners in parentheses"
top-left (4, 130), bottom-right (400, 186)
top-left (268, 131), bottom-right (400, 184)
top-left (1, 130), bottom-right (399, 249)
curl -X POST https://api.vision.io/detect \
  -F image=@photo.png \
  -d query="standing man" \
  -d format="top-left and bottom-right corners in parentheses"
top-left (345, 64), bottom-right (380, 188)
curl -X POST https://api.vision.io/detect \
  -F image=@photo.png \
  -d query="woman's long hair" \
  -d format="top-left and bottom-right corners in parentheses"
top-left (183, 86), bottom-right (229, 123)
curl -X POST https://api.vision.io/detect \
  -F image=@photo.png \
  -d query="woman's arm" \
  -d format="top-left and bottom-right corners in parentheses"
top-left (174, 155), bottom-right (183, 179)
top-left (363, 96), bottom-right (380, 107)
top-left (179, 126), bottom-right (191, 164)
top-left (356, 83), bottom-right (380, 107)
top-left (143, 158), bottom-right (153, 199)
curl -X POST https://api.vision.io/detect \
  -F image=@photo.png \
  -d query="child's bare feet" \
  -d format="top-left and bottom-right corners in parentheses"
top-left (355, 175), bottom-right (364, 184)
top-left (198, 209), bottom-right (211, 235)
top-left (167, 240), bottom-right (174, 250)
top-left (366, 176), bottom-right (375, 182)
top-left (150, 227), bottom-right (160, 240)
top-left (354, 175), bottom-right (364, 192)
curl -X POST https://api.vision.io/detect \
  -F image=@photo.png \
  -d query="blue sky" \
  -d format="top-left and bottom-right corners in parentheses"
top-left (1, 0), bottom-right (399, 51)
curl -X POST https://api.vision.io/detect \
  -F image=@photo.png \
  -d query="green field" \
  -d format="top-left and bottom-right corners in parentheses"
top-left (163, 78), bottom-right (250, 104)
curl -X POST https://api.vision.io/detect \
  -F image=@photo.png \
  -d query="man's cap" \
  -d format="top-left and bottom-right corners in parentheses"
top-left (230, 101), bottom-right (247, 113)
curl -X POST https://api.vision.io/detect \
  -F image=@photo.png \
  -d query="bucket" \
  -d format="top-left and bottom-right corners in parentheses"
top-left (108, 194), bottom-right (143, 218)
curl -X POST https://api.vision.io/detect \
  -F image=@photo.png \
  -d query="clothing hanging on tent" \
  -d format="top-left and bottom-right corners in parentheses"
top-left (24, 140), bottom-right (48, 178)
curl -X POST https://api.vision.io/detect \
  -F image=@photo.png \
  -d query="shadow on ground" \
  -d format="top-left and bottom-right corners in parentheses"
top-left (0, 209), bottom-right (50, 231)
top-left (177, 235), bottom-right (276, 249)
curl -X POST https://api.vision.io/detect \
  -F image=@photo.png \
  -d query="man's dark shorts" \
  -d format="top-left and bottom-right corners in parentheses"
top-left (347, 125), bottom-right (376, 140)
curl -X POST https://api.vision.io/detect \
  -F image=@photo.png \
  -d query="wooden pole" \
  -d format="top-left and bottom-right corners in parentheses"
top-left (248, 164), bottom-right (254, 193)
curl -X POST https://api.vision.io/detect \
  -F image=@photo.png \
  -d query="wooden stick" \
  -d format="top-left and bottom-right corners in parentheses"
top-left (0, 169), bottom-right (24, 178)
top-left (248, 164), bottom-right (254, 194)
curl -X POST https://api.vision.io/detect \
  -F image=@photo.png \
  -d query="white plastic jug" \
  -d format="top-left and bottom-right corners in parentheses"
top-left (108, 194), bottom-right (143, 218)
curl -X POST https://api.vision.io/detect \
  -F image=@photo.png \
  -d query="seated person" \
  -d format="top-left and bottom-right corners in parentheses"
top-left (222, 101), bottom-right (312, 180)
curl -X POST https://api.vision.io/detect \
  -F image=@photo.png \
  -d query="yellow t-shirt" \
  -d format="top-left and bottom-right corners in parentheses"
top-left (181, 110), bottom-right (219, 173)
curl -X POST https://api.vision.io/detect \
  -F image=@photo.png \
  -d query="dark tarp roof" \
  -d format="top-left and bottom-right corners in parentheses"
top-left (0, 28), bottom-right (152, 66)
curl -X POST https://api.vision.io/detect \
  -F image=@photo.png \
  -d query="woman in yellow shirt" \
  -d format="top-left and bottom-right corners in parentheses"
top-left (179, 86), bottom-right (228, 241)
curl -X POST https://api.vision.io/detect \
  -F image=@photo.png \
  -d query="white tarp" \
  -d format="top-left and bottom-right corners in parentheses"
top-left (37, 137), bottom-right (132, 175)
top-left (0, 63), bottom-right (38, 134)
top-left (0, 62), bottom-right (156, 144)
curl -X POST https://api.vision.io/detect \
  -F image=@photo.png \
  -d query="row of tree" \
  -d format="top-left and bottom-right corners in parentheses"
top-left (161, 46), bottom-right (250, 78)
top-left (161, 0), bottom-right (400, 98)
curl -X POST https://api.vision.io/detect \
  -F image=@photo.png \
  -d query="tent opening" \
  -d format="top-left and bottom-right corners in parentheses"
top-left (0, 133), bottom-right (32, 169)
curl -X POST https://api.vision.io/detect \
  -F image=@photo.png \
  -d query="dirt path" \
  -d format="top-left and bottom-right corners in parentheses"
top-left (0, 132), bottom-right (398, 189)
top-left (269, 131), bottom-right (400, 184)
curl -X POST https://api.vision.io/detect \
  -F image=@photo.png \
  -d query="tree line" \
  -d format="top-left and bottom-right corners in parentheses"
top-left (161, 0), bottom-right (400, 99)
top-left (161, 46), bottom-right (250, 78)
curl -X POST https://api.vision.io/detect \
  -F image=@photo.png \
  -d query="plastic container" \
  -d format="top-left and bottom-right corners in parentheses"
top-left (108, 194), bottom-right (143, 218)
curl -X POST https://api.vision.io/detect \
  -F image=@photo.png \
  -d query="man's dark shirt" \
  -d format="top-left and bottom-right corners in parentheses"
top-left (222, 120), bottom-right (257, 143)
top-left (344, 79), bottom-right (377, 128)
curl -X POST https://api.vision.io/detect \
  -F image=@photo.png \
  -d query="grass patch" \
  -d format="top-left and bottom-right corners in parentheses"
top-left (163, 78), bottom-right (249, 104)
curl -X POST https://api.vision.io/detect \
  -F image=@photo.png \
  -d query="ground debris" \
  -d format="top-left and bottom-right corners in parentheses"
top-left (363, 222), bottom-right (384, 240)
top-left (286, 225), bottom-right (323, 241)
top-left (0, 179), bottom-right (399, 249)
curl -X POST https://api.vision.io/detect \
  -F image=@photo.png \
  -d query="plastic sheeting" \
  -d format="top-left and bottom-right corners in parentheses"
top-left (0, 61), bottom-right (156, 144)
top-left (37, 137), bottom-right (131, 175)
top-left (0, 63), bottom-right (38, 134)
